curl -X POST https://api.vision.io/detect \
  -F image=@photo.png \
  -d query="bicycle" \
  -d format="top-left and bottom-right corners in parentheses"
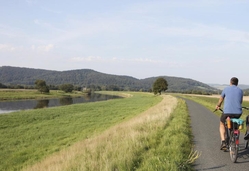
top-left (244, 108), bottom-right (249, 149)
top-left (214, 108), bottom-right (247, 163)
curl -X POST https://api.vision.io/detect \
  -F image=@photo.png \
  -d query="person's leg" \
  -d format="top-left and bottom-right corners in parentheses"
top-left (220, 114), bottom-right (227, 150)
top-left (220, 121), bottom-right (226, 141)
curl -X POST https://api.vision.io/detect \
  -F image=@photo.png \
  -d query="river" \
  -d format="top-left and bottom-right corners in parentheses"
top-left (0, 93), bottom-right (122, 114)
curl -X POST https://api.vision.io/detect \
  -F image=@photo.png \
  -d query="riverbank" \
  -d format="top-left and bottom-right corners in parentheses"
top-left (0, 92), bottom-right (162, 170)
top-left (22, 94), bottom-right (195, 171)
top-left (0, 89), bottom-right (89, 101)
top-left (0, 92), bottom-right (196, 171)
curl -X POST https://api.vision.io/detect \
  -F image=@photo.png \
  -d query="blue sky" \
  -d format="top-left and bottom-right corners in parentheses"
top-left (1, 0), bottom-right (249, 84)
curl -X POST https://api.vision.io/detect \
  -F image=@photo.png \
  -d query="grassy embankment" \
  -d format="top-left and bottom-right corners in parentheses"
top-left (178, 94), bottom-right (249, 133)
top-left (0, 89), bottom-right (87, 101)
top-left (0, 91), bottom-right (195, 171)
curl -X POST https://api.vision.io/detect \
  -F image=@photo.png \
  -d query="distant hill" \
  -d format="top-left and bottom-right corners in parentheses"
top-left (209, 84), bottom-right (249, 90)
top-left (0, 66), bottom-right (218, 93)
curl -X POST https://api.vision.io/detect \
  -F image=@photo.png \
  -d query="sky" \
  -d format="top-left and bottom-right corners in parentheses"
top-left (1, 0), bottom-right (249, 84)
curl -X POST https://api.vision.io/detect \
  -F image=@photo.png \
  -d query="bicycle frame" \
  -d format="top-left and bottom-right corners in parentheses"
top-left (225, 121), bottom-right (238, 148)
top-left (225, 118), bottom-right (243, 162)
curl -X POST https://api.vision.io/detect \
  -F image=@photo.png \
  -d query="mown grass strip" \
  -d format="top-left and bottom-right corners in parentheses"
top-left (135, 98), bottom-right (194, 171)
top-left (0, 92), bottom-right (162, 171)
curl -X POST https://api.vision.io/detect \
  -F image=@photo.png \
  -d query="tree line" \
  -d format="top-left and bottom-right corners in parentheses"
top-left (0, 78), bottom-right (167, 95)
top-left (0, 66), bottom-right (220, 94)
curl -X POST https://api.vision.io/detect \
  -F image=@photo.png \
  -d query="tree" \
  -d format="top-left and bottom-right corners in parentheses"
top-left (35, 80), bottom-right (50, 93)
top-left (0, 83), bottom-right (7, 88)
top-left (153, 77), bottom-right (168, 95)
top-left (60, 84), bottom-right (74, 93)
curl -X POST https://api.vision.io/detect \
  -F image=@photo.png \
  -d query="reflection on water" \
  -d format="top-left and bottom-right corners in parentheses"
top-left (59, 98), bottom-right (73, 106)
top-left (34, 100), bottom-right (49, 109)
top-left (0, 94), bottom-right (121, 114)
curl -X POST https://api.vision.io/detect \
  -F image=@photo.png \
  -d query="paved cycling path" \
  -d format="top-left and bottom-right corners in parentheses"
top-left (184, 98), bottom-right (249, 171)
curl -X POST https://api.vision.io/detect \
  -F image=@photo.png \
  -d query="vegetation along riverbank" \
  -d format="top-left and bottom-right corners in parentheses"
top-left (0, 89), bottom-right (89, 101)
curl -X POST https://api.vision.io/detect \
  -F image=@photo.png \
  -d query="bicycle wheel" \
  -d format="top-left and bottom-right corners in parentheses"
top-left (245, 140), bottom-right (248, 149)
top-left (244, 132), bottom-right (248, 149)
top-left (229, 133), bottom-right (238, 163)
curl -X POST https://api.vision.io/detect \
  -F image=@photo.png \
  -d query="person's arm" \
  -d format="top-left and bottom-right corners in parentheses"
top-left (216, 96), bottom-right (224, 110)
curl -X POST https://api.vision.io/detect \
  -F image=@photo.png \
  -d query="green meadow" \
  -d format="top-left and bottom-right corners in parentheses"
top-left (0, 91), bottom-right (195, 171)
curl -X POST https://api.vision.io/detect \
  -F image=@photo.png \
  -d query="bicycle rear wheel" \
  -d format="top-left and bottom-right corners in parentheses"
top-left (229, 133), bottom-right (238, 163)
top-left (245, 140), bottom-right (248, 149)
top-left (244, 133), bottom-right (248, 149)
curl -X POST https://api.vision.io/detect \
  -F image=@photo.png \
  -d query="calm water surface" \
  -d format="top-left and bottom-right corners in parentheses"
top-left (0, 93), bottom-right (122, 114)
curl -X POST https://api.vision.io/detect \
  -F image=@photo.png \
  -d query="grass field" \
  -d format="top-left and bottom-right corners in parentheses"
top-left (0, 91), bottom-right (196, 171)
top-left (0, 92), bottom-right (162, 170)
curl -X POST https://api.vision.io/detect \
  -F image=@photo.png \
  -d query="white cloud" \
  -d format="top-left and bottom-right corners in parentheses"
top-left (71, 56), bottom-right (161, 63)
top-left (158, 24), bottom-right (249, 43)
top-left (71, 56), bottom-right (102, 62)
top-left (31, 44), bottom-right (54, 52)
top-left (210, 58), bottom-right (226, 63)
top-left (34, 19), bottom-right (66, 33)
top-left (0, 44), bottom-right (15, 51)
top-left (41, 7), bottom-right (62, 14)
top-left (126, 58), bottom-right (161, 63)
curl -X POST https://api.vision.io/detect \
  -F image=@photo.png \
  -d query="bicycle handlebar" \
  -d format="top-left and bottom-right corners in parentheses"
top-left (213, 108), bottom-right (223, 113)
top-left (213, 107), bottom-right (249, 113)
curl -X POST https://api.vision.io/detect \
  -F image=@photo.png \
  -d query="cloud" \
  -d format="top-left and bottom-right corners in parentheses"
top-left (0, 44), bottom-right (15, 51)
top-left (34, 19), bottom-right (66, 33)
top-left (31, 44), bottom-right (54, 52)
top-left (0, 44), bottom-right (54, 53)
top-left (71, 56), bottom-right (102, 62)
top-left (70, 56), bottom-right (178, 66)
top-left (125, 58), bottom-right (161, 63)
top-left (41, 7), bottom-right (62, 14)
top-left (210, 58), bottom-right (226, 63)
top-left (157, 24), bottom-right (249, 44)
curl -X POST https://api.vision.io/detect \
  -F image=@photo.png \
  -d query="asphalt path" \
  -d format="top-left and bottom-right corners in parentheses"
top-left (184, 98), bottom-right (249, 171)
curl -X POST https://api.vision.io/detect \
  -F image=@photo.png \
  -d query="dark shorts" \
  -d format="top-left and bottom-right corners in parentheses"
top-left (220, 113), bottom-right (242, 124)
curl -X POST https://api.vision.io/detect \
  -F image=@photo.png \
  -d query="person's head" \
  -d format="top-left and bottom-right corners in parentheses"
top-left (230, 77), bottom-right (239, 86)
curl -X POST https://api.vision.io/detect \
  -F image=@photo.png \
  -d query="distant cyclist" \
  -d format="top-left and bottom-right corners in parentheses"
top-left (215, 77), bottom-right (244, 150)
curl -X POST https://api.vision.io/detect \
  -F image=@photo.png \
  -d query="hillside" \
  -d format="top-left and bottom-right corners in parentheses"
top-left (0, 66), bottom-right (218, 93)
top-left (209, 84), bottom-right (249, 90)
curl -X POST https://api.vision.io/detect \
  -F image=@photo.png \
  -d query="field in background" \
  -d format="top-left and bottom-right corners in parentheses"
top-left (0, 89), bottom-right (88, 101)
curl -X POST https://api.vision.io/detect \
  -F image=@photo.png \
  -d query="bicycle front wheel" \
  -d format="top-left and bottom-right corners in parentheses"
top-left (229, 136), bottom-right (238, 163)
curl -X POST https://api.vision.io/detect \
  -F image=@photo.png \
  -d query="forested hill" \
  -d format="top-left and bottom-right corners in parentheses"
top-left (0, 66), bottom-right (218, 93)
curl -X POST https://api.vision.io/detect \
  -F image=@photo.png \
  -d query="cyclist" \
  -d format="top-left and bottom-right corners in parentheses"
top-left (215, 77), bottom-right (244, 150)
